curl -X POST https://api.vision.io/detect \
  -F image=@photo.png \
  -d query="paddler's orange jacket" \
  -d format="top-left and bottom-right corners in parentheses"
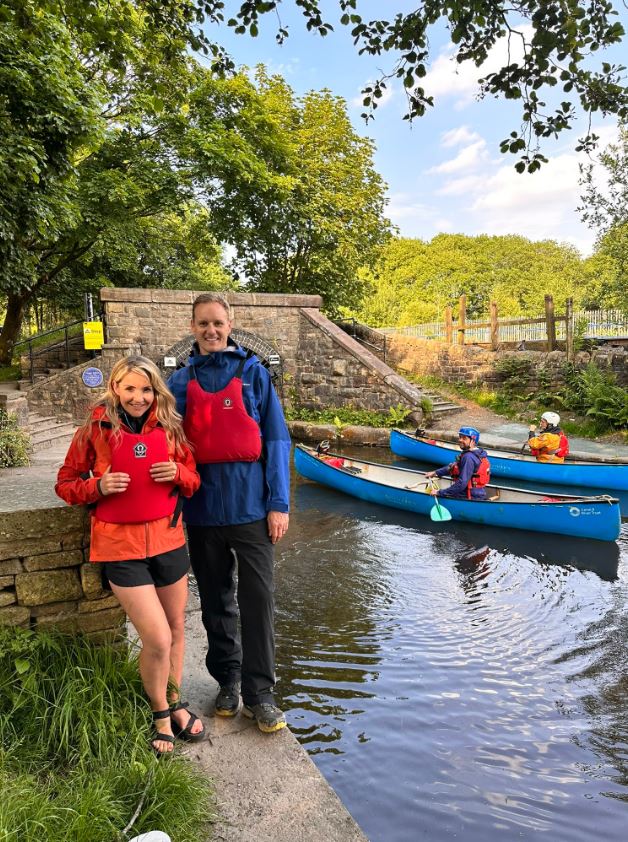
top-left (528, 431), bottom-right (564, 463)
top-left (55, 405), bottom-right (200, 562)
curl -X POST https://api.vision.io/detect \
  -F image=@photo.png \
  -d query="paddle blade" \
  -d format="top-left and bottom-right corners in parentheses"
top-left (430, 499), bottom-right (452, 522)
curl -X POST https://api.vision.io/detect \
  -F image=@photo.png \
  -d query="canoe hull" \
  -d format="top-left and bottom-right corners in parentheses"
top-left (390, 429), bottom-right (628, 491)
top-left (294, 446), bottom-right (621, 542)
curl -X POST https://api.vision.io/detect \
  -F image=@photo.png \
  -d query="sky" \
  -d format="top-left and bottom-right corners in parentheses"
top-left (204, 2), bottom-right (628, 257)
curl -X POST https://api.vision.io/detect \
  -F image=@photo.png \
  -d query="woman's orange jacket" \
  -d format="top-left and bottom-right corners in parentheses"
top-left (55, 405), bottom-right (200, 562)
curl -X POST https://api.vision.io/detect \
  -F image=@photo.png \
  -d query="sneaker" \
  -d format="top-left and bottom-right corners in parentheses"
top-left (215, 682), bottom-right (241, 717)
top-left (242, 702), bottom-right (286, 733)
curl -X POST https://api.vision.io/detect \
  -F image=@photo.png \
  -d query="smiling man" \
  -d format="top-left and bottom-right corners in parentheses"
top-left (167, 292), bottom-right (291, 733)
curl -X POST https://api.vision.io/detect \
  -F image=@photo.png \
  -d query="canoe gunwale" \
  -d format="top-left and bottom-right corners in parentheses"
top-left (296, 445), bottom-right (619, 506)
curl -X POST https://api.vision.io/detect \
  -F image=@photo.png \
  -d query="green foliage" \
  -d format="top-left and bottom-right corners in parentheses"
top-left (234, 72), bottom-right (391, 315)
top-left (285, 405), bottom-right (414, 429)
top-left (561, 363), bottom-right (628, 430)
top-left (225, 2), bottom-right (628, 169)
top-left (0, 409), bottom-right (30, 467)
top-left (579, 125), bottom-right (628, 312)
top-left (0, 366), bottom-right (20, 382)
top-left (0, 626), bottom-right (213, 842)
top-left (388, 403), bottom-right (413, 425)
top-left (353, 234), bottom-right (583, 327)
top-left (494, 356), bottom-right (534, 390)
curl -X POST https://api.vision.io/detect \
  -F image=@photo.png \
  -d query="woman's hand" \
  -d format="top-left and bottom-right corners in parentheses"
top-left (99, 467), bottom-right (131, 496)
top-left (150, 461), bottom-right (178, 483)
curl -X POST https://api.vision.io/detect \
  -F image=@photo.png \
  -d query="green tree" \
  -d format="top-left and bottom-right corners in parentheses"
top-left (222, 1), bottom-right (628, 171)
top-left (0, 3), bottom-right (290, 362)
top-left (219, 72), bottom-right (391, 314)
top-left (355, 234), bottom-right (584, 327)
top-left (579, 124), bottom-right (628, 310)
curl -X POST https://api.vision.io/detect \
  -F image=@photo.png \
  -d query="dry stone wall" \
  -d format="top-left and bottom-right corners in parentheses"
top-left (386, 336), bottom-right (628, 389)
top-left (0, 505), bottom-right (126, 638)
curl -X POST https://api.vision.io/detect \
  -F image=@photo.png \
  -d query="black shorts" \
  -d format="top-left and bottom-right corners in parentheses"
top-left (101, 544), bottom-right (190, 588)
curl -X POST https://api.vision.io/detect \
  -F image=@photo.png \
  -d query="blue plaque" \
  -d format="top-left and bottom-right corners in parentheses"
top-left (82, 366), bottom-right (104, 388)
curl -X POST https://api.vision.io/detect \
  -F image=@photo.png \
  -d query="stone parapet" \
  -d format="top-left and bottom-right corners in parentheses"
top-left (297, 309), bottom-right (424, 415)
top-left (0, 505), bottom-right (125, 638)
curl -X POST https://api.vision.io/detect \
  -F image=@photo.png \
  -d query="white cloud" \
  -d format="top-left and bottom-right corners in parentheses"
top-left (422, 26), bottom-right (533, 109)
top-left (427, 139), bottom-right (489, 175)
top-left (441, 126), bottom-right (482, 148)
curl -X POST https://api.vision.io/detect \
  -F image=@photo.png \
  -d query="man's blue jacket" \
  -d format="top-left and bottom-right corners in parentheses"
top-left (167, 341), bottom-right (291, 526)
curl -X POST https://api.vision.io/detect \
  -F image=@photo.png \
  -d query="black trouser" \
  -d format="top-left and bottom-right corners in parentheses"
top-left (187, 519), bottom-right (276, 706)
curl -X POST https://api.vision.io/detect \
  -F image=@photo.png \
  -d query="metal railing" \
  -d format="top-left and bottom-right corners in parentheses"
top-left (334, 318), bottom-right (387, 361)
top-left (13, 314), bottom-right (105, 382)
top-left (381, 308), bottom-right (628, 345)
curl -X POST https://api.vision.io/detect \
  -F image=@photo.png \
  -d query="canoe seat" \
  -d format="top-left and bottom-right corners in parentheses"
top-left (341, 465), bottom-right (362, 475)
top-left (488, 490), bottom-right (500, 502)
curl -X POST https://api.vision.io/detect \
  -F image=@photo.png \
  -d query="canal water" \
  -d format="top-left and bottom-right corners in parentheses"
top-left (273, 447), bottom-right (628, 842)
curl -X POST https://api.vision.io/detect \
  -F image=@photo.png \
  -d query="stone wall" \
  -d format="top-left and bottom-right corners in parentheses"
top-left (0, 506), bottom-right (126, 638)
top-left (101, 289), bottom-right (426, 413)
top-left (26, 343), bottom-right (140, 424)
top-left (101, 289), bottom-right (321, 389)
top-left (386, 336), bottom-right (628, 389)
top-left (297, 309), bottom-right (425, 411)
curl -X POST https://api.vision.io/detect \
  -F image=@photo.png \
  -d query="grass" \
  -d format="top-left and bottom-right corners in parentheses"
top-left (0, 365), bottom-right (21, 382)
top-left (0, 627), bottom-right (215, 842)
top-left (285, 405), bottom-right (414, 428)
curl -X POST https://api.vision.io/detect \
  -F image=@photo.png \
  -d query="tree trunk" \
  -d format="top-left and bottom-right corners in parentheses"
top-left (0, 291), bottom-right (30, 366)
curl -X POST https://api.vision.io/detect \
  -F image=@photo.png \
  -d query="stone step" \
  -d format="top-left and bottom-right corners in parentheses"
top-left (30, 428), bottom-right (77, 451)
top-left (30, 420), bottom-right (76, 441)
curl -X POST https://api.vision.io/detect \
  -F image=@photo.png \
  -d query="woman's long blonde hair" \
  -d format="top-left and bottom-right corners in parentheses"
top-left (82, 356), bottom-right (187, 452)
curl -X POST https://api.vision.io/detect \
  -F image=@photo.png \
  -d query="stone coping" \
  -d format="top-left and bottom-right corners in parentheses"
top-left (101, 288), bottom-right (323, 308)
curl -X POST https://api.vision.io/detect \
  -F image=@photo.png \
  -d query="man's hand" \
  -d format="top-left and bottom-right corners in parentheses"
top-left (150, 461), bottom-right (178, 482)
top-left (425, 470), bottom-right (436, 478)
top-left (268, 511), bottom-right (289, 544)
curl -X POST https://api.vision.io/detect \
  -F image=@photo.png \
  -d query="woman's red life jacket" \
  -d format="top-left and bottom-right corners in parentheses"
top-left (96, 426), bottom-right (178, 524)
top-left (451, 450), bottom-right (491, 498)
top-left (183, 356), bottom-right (262, 464)
top-left (556, 432), bottom-right (570, 458)
top-left (530, 431), bottom-right (570, 459)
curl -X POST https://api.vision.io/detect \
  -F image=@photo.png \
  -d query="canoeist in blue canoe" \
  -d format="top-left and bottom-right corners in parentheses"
top-left (425, 427), bottom-right (491, 499)
top-left (526, 411), bottom-right (570, 463)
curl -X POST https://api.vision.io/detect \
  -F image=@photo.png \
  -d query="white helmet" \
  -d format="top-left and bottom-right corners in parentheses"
top-left (541, 411), bottom-right (560, 426)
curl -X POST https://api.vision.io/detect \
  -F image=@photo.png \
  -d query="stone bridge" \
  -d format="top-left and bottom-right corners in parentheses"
top-left (22, 289), bottom-right (428, 423)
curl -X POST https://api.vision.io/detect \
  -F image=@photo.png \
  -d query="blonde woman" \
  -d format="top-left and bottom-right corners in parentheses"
top-left (56, 356), bottom-right (205, 754)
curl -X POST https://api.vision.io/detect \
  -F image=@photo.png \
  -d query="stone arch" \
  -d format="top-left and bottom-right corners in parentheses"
top-left (160, 329), bottom-right (284, 396)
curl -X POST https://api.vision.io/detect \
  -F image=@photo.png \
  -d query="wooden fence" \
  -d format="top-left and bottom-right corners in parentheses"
top-left (382, 296), bottom-right (628, 360)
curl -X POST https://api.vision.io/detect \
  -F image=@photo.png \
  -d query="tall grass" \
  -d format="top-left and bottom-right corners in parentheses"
top-left (0, 627), bottom-right (214, 842)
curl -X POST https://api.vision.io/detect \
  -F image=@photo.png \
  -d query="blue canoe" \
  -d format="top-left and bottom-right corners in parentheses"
top-left (390, 429), bottom-right (628, 492)
top-left (294, 445), bottom-right (621, 542)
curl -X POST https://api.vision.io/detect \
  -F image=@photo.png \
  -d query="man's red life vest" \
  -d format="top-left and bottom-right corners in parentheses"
top-left (451, 450), bottom-right (491, 499)
top-left (96, 426), bottom-right (177, 524)
top-left (183, 356), bottom-right (262, 464)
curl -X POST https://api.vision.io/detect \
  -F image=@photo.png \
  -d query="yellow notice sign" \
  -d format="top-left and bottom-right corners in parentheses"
top-left (83, 321), bottom-right (104, 350)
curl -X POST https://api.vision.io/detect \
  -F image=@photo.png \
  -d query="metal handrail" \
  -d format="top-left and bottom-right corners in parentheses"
top-left (14, 313), bottom-right (106, 383)
top-left (334, 318), bottom-right (387, 362)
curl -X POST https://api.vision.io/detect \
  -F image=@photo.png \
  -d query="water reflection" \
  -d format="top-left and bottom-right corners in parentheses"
top-left (273, 452), bottom-right (628, 842)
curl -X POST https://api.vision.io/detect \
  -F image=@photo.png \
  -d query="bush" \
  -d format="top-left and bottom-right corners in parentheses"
top-left (0, 409), bottom-right (30, 467)
top-left (560, 363), bottom-right (628, 430)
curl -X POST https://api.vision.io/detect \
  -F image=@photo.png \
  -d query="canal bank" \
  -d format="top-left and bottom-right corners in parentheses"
top-left (0, 441), bottom-right (368, 842)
